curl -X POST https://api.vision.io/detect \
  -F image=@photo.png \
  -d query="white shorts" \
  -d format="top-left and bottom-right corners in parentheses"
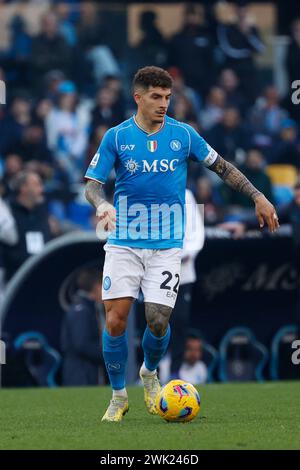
top-left (102, 244), bottom-right (182, 308)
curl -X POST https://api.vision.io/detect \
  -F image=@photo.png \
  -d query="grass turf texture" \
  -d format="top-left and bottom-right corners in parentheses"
top-left (0, 382), bottom-right (300, 450)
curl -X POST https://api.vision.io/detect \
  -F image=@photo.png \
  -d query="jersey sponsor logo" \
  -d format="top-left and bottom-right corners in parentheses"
top-left (103, 276), bottom-right (111, 290)
top-left (147, 140), bottom-right (157, 152)
top-left (90, 151), bottom-right (100, 167)
top-left (142, 159), bottom-right (179, 173)
top-left (125, 158), bottom-right (140, 174)
top-left (120, 144), bottom-right (135, 151)
top-left (170, 139), bottom-right (182, 151)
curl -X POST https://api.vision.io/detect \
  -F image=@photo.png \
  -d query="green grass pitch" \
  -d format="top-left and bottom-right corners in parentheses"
top-left (1, 382), bottom-right (300, 450)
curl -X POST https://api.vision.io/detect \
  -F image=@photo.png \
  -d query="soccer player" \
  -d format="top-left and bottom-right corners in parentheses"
top-left (85, 66), bottom-right (279, 422)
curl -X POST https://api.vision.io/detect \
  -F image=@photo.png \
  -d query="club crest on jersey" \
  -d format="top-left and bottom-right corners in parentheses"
top-left (170, 140), bottom-right (182, 151)
top-left (147, 140), bottom-right (157, 152)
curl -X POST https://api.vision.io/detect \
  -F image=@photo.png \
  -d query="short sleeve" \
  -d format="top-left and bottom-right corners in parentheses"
top-left (184, 124), bottom-right (218, 167)
top-left (85, 128), bottom-right (117, 183)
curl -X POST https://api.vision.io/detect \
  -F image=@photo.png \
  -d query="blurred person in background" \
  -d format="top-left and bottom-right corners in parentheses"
top-left (286, 18), bottom-right (300, 86)
top-left (220, 148), bottom-right (274, 214)
top-left (3, 170), bottom-right (52, 281)
top-left (205, 106), bottom-right (251, 162)
top-left (269, 119), bottom-right (300, 169)
top-left (30, 12), bottom-right (72, 94)
top-left (46, 80), bottom-right (88, 185)
top-left (217, 1), bottom-right (265, 104)
top-left (171, 93), bottom-right (198, 123)
top-left (247, 86), bottom-right (288, 153)
top-left (0, 96), bottom-right (32, 156)
top-left (195, 176), bottom-right (223, 226)
top-left (1, 153), bottom-right (23, 199)
top-left (168, 3), bottom-right (215, 97)
top-left (167, 66), bottom-right (202, 118)
top-left (218, 68), bottom-right (248, 116)
top-left (90, 86), bottom-right (125, 132)
top-left (199, 86), bottom-right (226, 131)
top-left (133, 10), bottom-right (168, 71)
top-left (2, 15), bottom-right (32, 92)
top-left (160, 331), bottom-right (208, 385)
top-left (61, 267), bottom-right (105, 386)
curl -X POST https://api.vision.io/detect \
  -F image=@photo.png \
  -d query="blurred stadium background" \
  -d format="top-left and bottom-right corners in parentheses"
top-left (1, 0), bottom-right (300, 390)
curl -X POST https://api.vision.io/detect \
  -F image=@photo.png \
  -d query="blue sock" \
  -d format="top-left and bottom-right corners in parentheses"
top-left (142, 325), bottom-right (171, 371)
top-left (102, 329), bottom-right (128, 390)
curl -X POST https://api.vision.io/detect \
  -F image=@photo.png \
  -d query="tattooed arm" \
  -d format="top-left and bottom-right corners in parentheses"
top-left (85, 179), bottom-right (116, 231)
top-left (208, 155), bottom-right (280, 232)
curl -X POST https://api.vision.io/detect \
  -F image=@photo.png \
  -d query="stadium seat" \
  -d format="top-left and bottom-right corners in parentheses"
top-left (270, 324), bottom-right (300, 380)
top-left (265, 164), bottom-right (298, 188)
top-left (273, 185), bottom-right (294, 206)
top-left (13, 332), bottom-right (61, 387)
top-left (219, 327), bottom-right (269, 382)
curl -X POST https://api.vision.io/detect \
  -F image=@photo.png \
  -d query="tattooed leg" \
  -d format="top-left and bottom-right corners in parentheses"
top-left (145, 302), bottom-right (173, 337)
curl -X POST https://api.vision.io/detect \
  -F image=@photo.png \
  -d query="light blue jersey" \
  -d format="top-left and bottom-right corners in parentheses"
top-left (85, 115), bottom-right (218, 248)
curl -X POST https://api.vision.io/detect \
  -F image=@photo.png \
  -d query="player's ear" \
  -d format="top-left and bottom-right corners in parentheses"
top-left (133, 92), bottom-right (141, 105)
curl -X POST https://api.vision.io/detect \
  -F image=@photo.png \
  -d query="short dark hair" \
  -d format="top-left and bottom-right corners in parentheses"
top-left (133, 66), bottom-right (173, 91)
top-left (77, 268), bottom-right (102, 293)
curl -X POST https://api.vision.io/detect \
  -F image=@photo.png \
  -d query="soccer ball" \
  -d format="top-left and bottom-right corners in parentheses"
top-left (156, 379), bottom-right (201, 423)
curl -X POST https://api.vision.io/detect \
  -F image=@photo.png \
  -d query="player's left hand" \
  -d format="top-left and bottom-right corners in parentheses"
top-left (255, 194), bottom-right (280, 233)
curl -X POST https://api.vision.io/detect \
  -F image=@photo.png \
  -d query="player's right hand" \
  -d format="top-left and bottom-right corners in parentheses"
top-left (96, 201), bottom-right (116, 231)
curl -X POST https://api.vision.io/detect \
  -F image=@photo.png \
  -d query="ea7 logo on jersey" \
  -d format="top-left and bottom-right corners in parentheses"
top-left (90, 152), bottom-right (100, 167)
top-left (120, 144), bottom-right (135, 151)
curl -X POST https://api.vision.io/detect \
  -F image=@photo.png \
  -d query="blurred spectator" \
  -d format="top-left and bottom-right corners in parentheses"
top-left (269, 119), bottom-right (300, 168)
top-left (195, 176), bottom-right (223, 225)
top-left (172, 93), bottom-right (197, 123)
top-left (217, 3), bottom-right (265, 103)
top-left (220, 148), bottom-right (274, 211)
top-left (3, 170), bottom-right (52, 280)
top-left (248, 86), bottom-right (288, 152)
top-left (2, 153), bottom-right (23, 198)
top-left (205, 106), bottom-right (251, 162)
top-left (46, 81), bottom-right (88, 184)
top-left (60, 267), bottom-right (105, 386)
top-left (286, 18), bottom-right (300, 86)
top-left (103, 75), bottom-right (126, 120)
top-left (218, 68), bottom-right (248, 116)
top-left (90, 86), bottom-right (125, 132)
top-left (168, 4), bottom-right (215, 97)
top-left (199, 86), bottom-right (226, 131)
top-left (136, 11), bottom-right (168, 69)
top-left (12, 122), bottom-right (53, 165)
top-left (43, 70), bottom-right (66, 102)
top-left (167, 66), bottom-right (202, 118)
top-left (30, 12), bottom-right (72, 94)
top-left (2, 15), bottom-right (32, 90)
top-left (160, 331), bottom-right (208, 385)
top-left (0, 96), bottom-right (32, 155)
top-left (55, 2), bottom-right (78, 48)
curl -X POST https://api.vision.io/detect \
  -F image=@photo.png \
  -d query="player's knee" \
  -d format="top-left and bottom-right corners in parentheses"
top-left (105, 310), bottom-right (127, 336)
